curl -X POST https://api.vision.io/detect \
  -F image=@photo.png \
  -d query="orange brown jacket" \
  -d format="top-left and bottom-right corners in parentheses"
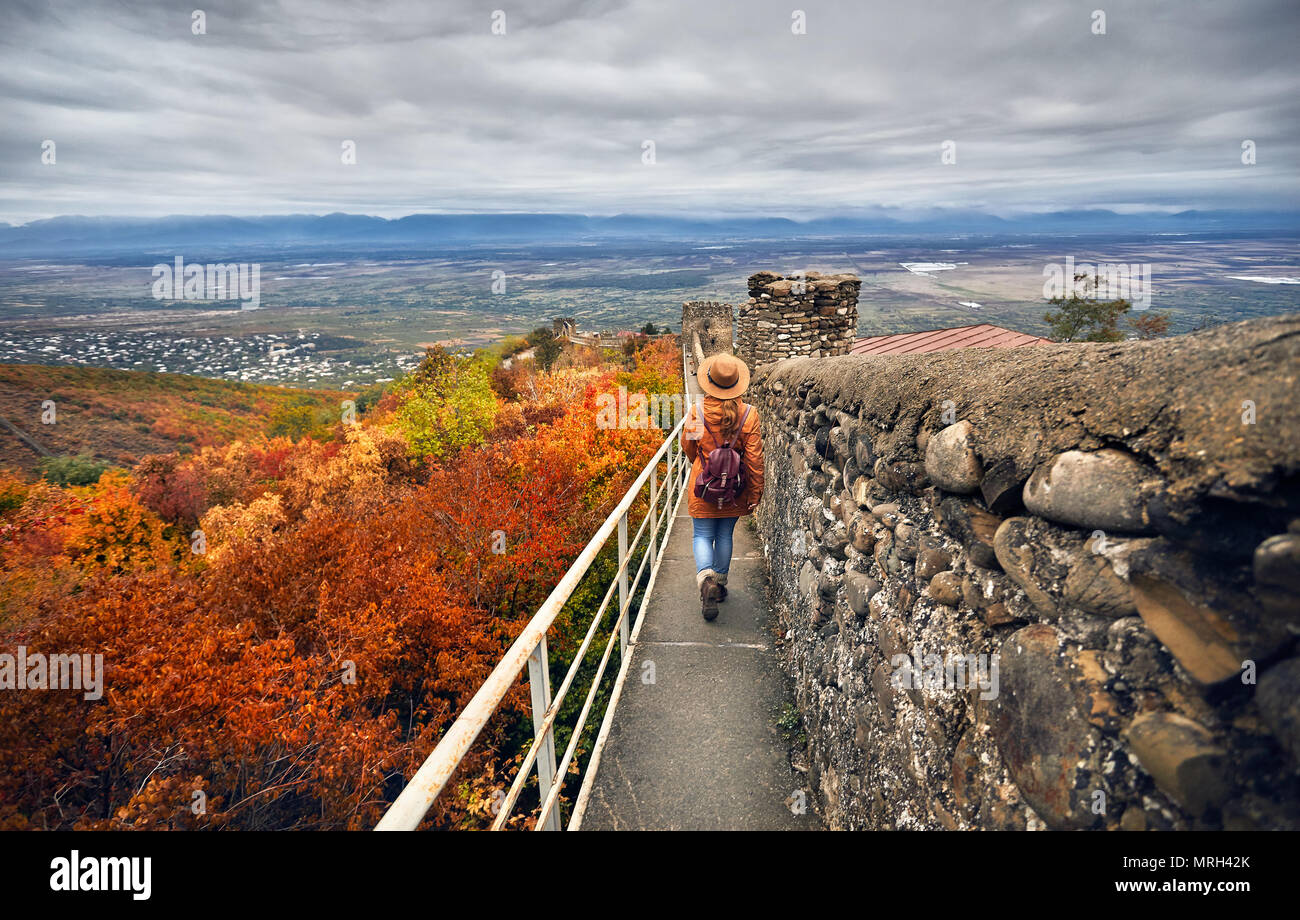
top-left (680, 396), bottom-right (765, 518)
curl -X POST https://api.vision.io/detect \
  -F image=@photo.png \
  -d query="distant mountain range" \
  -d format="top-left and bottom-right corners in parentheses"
top-left (1, 209), bottom-right (1298, 257)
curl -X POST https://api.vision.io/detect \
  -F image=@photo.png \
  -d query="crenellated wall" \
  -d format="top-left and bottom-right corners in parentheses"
top-left (737, 270), bottom-right (860, 367)
top-left (750, 315), bottom-right (1300, 830)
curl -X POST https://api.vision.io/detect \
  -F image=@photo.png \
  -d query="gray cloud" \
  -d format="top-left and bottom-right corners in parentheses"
top-left (1, 0), bottom-right (1297, 222)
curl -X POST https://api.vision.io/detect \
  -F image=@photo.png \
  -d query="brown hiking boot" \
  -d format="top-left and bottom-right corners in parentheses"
top-left (700, 575), bottom-right (719, 621)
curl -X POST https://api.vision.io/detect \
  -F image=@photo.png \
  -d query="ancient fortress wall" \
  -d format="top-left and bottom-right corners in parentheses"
top-left (680, 300), bottom-right (734, 370)
top-left (748, 316), bottom-right (1300, 830)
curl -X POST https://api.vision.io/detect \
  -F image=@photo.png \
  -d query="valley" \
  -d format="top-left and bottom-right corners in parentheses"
top-left (0, 232), bottom-right (1296, 388)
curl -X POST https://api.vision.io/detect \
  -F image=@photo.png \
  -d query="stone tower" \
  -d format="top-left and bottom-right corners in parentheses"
top-left (736, 271), bottom-right (860, 367)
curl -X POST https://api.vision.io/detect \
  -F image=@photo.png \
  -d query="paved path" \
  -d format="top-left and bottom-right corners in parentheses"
top-left (580, 512), bottom-right (818, 830)
top-left (581, 360), bottom-right (819, 830)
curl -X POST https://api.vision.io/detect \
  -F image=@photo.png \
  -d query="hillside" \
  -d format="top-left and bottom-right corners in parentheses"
top-left (0, 364), bottom-right (349, 474)
top-left (0, 334), bottom-right (683, 830)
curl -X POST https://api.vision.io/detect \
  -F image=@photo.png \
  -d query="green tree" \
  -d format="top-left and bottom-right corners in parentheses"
top-left (498, 335), bottom-right (530, 359)
top-left (1044, 296), bottom-right (1130, 342)
top-left (265, 392), bottom-right (335, 440)
top-left (38, 453), bottom-right (110, 486)
top-left (353, 380), bottom-right (391, 415)
top-left (394, 346), bottom-right (498, 460)
top-left (527, 328), bottom-right (563, 371)
top-left (640, 321), bottom-right (658, 335)
top-left (1044, 270), bottom-right (1132, 342)
top-left (266, 405), bottom-right (319, 439)
top-left (524, 327), bottom-right (553, 349)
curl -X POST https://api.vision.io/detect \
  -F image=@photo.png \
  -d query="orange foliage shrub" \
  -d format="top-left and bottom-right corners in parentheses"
top-left (61, 472), bottom-right (181, 574)
top-left (198, 492), bottom-right (286, 564)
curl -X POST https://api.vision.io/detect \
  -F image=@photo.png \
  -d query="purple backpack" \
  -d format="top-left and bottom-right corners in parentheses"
top-left (693, 406), bottom-right (752, 509)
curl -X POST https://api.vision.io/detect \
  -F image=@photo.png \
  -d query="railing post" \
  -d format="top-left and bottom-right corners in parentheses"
top-left (670, 441), bottom-right (677, 502)
top-left (665, 439), bottom-right (676, 514)
top-left (664, 448), bottom-right (675, 553)
top-left (670, 452), bottom-right (681, 514)
top-left (669, 452), bottom-right (676, 544)
top-left (526, 639), bottom-right (561, 831)
top-left (617, 512), bottom-right (630, 658)
top-left (649, 466), bottom-right (658, 566)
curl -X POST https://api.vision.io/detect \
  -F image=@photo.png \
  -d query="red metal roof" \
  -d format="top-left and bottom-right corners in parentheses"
top-left (850, 323), bottom-right (1052, 356)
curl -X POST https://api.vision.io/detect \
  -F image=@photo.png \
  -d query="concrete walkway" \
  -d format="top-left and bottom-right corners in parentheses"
top-left (579, 506), bottom-right (820, 831)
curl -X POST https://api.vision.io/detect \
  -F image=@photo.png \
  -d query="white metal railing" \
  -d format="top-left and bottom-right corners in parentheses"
top-left (376, 350), bottom-right (695, 831)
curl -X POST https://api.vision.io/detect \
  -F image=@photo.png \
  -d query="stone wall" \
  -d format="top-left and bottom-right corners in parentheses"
top-left (750, 315), bottom-right (1300, 830)
top-left (737, 271), bottom-right (860, 368)
top-left (680, 300), bottom-right (734, 370)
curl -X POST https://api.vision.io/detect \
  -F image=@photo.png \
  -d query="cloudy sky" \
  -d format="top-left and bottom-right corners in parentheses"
top-left (2, 0), bottom-right (1297, 224)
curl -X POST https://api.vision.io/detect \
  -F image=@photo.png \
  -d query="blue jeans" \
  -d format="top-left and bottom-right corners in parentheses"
top-left (692, 516), bottom-right (739, 576)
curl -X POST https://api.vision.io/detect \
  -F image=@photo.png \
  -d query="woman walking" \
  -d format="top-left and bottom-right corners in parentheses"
top-left (681, 352), bottom-right (765, 621)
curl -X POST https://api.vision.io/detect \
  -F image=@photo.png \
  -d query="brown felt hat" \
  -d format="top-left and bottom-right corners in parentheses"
top-left (697, 353), bottom-right (751, 399)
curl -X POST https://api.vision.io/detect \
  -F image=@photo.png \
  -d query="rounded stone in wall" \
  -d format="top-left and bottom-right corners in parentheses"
top-left (872, 502), bottom-right (902, 528)
top-left (893, 522), bottom-right (918, 561)
top-left (814, 426), bottom-right (833, 458)
top-left (804, 469), bottom-right (828, 495)
top-left (845, 571), bottom-right (879, 617)
top-left (817, 566), bottom-right (843, 600)
top-left (798, 560), bottom-right (817, 596)
top-left (1062, 551), bottom-right (1137, 617)
top-left (925, 420), bottom-right (984, 493)
top-left (928, 571), bottom-right (962, 607)
top-left (1254, 532), bottom-right (1300, 624)
top-left (1023, 449), bottom-right (1160, 534)
top-left (848, 512), bottom-right (875, 553)
top-left (875, 457), bottom-right (929, 493)
top-left (1256, 658), bottom-right (1300, 766)
top-left (850, 475), bottom-right (873, 508)
top-left (824, 521), bottom-right (850, 560)
top-left (1124, 711), bottom-right (1231, 818)
top-left (915, 537), bottom-right (953, 581)
top-left (851, 428), bottom-right (875, 471)
top-left (839, 489), bottom-right (856, 527)
top-left (989, 624), bottom-right (1108, 829)
top-left (829, 426), bottom-right (850, 464)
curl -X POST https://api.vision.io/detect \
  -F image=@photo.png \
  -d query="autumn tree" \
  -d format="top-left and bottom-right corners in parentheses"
top-left (132, 453), bottom-right (209, 525)
top-left (1129, 311), bottom-right (1171, 339)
